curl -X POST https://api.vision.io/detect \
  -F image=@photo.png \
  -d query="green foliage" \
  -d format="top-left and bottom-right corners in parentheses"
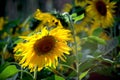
top-left (3, 19), bottom-right (20, 34)
top-left (79, 70), bottom-right (89, 80)
top-left (0, 0), bottom-right (119, 79)
top-left (14, 38), bottom-right (24, 44)
top-left (92, 27), bottom-right (103, 36)
top-left (71, 13), bottom-right (85, 23)
top-left (0, 62), bottom-right (10, 73)
top-left (83, 36), bottom-right (106, 45)
top-left (0, 65), bottom-right (19, 80)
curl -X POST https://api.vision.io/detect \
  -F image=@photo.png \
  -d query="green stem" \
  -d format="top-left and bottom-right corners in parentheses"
top-left (10, 62), bottom-right (21, 66)
top-left (19, 70), bottom-right (34, 79)
top-left (60, 64), bottom-right (77, 73)
top-left (49, 67), bottom-right (66, 79)
top-left (22, 16), bottom-right (31, 27)
top-left (1, 36), bottom-right (10, 64)
top-left (65, 13), bottom-right (80, 80)
top-left (1, 54), bottom-right (4, 65)
top-left (10, 62), bottom-right (34, 80)
top-left (20, 67), bottom-right (23, 80)
top-left (33, 65), bottom-right (38, 80)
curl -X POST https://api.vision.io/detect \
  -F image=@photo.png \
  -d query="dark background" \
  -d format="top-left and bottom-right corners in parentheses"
top-left (0, 0), bottom-right (71, 20)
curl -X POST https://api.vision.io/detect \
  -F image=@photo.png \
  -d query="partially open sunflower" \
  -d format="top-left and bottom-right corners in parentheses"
top-left (34, 9), bottom-right (63, 31)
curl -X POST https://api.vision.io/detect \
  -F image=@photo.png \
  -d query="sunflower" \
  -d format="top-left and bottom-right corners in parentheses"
top-left (34, 9), bottom-right (63, 31)
top-left (14, 27), bottom-right (72, 72)
top-left (86, 0), bottom-right (116, 28)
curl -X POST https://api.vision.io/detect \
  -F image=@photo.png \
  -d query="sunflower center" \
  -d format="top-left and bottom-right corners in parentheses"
top-left (34, 36), bottom-right (55, 55)
top-left (95, 0), bottom-right (107, 16)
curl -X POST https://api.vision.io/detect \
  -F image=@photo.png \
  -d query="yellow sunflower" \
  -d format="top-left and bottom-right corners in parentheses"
top-left (34, 9), bottom-right (63, 31)
top-left (86, 0), bottom-right (116, 28)
top-left (14, 27), bottom-right (72, 72)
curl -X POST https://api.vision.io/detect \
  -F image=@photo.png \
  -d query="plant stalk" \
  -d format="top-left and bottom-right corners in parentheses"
top-left (34, 65), bottom-right (38, 80)
top-left (66, 13), bottom-right (80, 80)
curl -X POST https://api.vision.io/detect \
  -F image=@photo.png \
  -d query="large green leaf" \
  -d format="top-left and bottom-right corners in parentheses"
top-left (0, 65), bottom-right (19, 80)
top-left (88, 36), bottom-right (106, 45)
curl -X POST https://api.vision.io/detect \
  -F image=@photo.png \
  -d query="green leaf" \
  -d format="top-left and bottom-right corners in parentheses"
top-left (74, 13), bottom-right (84, 23)
top-left (3, 19), bottom-right (20, 34)
top-left (0, 41), bottom-right (7, 50)
top-left (97, 56), bottom-right (114, 64)
top-left (54, 75), bottom-right (65, 80)
top-left (15, 51), bottom-right (22, 55)
top-left (79, 70), bottom-right (89, 80)
top-left (79, 60), bottom-right (94, 72)
top-left (0, 65), bottom-right (19, 80)
top-left (98, 38), bottom-right (119, 55)
top-left (0, 62), bottom-right (10, 73)
top-left (88, 36), bottom-right (106, 45)
top-left (71, 13), bottom-right (77, 18)
top-left (92, 27), bottom-right (103, 36)
top-left (81, 38), bottom-right (98, 53)
top-left (64, 55), bottom-right (76, 66)
top-left (14, 38), bottom-right (24, 44)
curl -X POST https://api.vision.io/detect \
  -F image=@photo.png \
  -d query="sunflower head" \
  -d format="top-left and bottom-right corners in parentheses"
top-left (86, 0), bottom-right (116, 28)
top-left (95, 0), bottom-right (107, 16)
top-left (34, 35), bottom-right (56, 55)
top-left (14, 27), bottom-right (72, 72)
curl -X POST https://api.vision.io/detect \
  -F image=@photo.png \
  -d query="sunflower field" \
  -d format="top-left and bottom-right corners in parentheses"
top-left (0, 0), bottom-right (120, 80)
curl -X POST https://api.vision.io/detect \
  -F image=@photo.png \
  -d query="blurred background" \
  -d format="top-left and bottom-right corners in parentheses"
top-left (0, 0), bottom-right (72, 20)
